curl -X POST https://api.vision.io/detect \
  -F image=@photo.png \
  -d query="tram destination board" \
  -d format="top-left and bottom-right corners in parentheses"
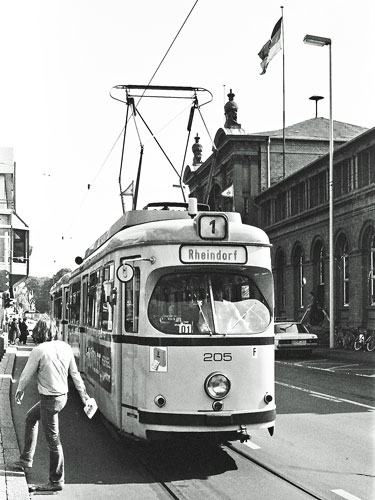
top-left (180, 245), bottom-right (247, 264)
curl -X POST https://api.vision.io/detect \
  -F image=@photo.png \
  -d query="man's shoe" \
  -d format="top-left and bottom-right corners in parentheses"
top-left (13, 460), bottom-right (32, 469)
top-left (29, 483), bottom-right (63, 492)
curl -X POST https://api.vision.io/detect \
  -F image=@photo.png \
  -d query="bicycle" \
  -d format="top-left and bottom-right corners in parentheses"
top-left (342, 327), bottom-right (356, 349)
top-left (334, 327), bottom-right (344, 348)
top-left (334, 326), bottom-right (356, 349)
top-left (353, 328), bottom-right (375, 352)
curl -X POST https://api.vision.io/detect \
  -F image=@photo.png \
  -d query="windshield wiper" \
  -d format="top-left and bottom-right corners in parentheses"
top-left (227, 303), bottom-right (256, 334)
top-left (195, 299), bottom-right (213, 336)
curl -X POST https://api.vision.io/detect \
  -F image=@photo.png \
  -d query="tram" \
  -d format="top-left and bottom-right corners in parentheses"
top-left (50, 272), bottom-right (70, 342)
top-left (50, 199), bottom-right (276, 442)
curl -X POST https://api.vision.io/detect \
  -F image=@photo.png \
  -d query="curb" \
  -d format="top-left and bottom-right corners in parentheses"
top-left (0, 350), bottom-right (30, 500)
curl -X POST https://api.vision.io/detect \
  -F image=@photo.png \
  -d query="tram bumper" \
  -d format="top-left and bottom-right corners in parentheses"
top-left (139, 407), bottom-right (275, 426)
top-left (140, 407), bottom-right (276, 442)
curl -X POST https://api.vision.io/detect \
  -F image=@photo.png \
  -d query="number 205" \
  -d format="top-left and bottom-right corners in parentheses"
top-left (203, 352), bottom-right (232, 362)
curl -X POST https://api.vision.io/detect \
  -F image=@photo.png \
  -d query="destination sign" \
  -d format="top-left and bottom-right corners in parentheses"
top-left (180, 245), bottom-right (247, 264)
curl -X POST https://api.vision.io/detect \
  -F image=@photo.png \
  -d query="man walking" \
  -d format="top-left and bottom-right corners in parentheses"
top-left (14, 314), bottom-right (90, 492)
top-left (18, 318), bottom-right (29, 345)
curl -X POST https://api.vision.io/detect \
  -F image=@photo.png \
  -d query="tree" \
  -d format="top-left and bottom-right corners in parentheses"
top-left (24, 268), bottom-right (71, 313)
top-left (24, 276), bottom-right (50, 313)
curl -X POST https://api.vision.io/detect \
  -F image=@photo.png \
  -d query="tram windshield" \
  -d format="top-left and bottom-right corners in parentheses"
top-left (148, 269), bottom-right (272, 335)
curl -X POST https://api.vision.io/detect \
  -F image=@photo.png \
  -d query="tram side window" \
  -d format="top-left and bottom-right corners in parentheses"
top-left (87, 271), bottom-right (99, 327)
top-left (100, 263), bottom-right (114, 331)
top-left (82, 276), bottom-right (88, 324)
top-left (125, 267), bottom-right (140, 332)
top-left (64, 288), bottom-right (69, 321)
top-left (54, 292), bottom-right (63, 320)
top-left (70, 281), bottom-right (81, 324)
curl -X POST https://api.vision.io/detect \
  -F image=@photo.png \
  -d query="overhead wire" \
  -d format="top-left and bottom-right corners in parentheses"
top-left (141, 0), bottom-right (199, 96)
top-left (116, 0), bottom-right (200, 205)
top-left (60, 0), bottom-right (200, 242)
top-left (97, 0), bottom-right (200, 191)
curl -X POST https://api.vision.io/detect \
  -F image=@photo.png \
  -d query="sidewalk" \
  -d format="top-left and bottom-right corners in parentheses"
top-left (0, 345), bottom-right (30, 500)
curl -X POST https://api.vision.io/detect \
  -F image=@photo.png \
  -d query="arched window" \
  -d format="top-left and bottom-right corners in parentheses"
top-left (318, 246), bottom-right (325, 287)
top-left (275, 249), bottom-right (286, 315)
top-left (312, 240), bottom-right (326, 308)
top-left (312, 240), bottom-right (325, 287)
top-left (293, 245), bottom-right (304, 310)
top-left (359, 224), bottom-right (375, 309)
top-left (369, 234), bottom-right (375, 306)
top-left (336, 234), bottom-right (349, 307)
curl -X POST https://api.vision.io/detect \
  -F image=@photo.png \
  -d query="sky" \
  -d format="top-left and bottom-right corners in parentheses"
top-left (0, 0), bottom-right (374, 277)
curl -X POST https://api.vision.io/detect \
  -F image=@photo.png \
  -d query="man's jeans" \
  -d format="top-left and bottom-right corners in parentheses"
top-left (20, 394), bottom-right (67, 485)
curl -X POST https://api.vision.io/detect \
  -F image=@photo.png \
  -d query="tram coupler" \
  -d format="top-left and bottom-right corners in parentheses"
top-left (237, 426), bottom-right (250, 442)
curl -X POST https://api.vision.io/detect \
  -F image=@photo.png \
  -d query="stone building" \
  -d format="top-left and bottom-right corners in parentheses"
top-left (183, 91), bottom-right (373, 330)
top-left (255, 126), bottom-right (375, 329)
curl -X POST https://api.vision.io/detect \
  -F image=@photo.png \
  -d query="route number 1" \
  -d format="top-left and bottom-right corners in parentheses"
top-left (197, 214), bottom-right (228, 240)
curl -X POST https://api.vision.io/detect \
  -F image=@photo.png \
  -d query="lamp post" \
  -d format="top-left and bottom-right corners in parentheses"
top-left (303, 34), bottom-right (334, 349)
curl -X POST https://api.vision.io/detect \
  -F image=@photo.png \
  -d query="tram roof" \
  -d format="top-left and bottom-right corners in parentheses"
top-left (82, 208), bottom-right (269, 263)
top-left (50, 271), bottom-right (71, 293)
top-left (84, 209), bottom-right (192, 259)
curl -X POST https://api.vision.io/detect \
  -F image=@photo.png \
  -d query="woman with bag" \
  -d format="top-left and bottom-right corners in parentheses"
top-left (8, 317), bottom-right (20, 345)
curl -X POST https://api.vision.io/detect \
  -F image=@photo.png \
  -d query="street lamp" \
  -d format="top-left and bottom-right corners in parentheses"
top-left (303, 34), bottom-right (334, 349)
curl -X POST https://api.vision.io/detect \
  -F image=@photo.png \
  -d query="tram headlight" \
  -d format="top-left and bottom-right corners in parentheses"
top-left (204, 372), bottom-right (231, 400)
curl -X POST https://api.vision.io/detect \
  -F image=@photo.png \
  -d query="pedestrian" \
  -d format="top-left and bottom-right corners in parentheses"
top-left (14, 314), bottom-right (90, 493)
top-left (308, 291), bottom-right (325, 326)
top-left (8, 317), bottom-right (20, 345)
top-left (18, 318), bottom-right (29, 345)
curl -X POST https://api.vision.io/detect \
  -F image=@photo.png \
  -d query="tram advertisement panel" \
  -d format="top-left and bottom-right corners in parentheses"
top-left (86, 340), bottom-right (112, 392)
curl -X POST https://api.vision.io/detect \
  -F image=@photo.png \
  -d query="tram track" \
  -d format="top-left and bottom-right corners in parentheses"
top-left (130, 440), bottom-right (237, 500)
top-left (226, 441), bottom-right (330, 500)
top-left (104, 415), bottom-right (329, 500)
top-left (128, 437), bottom-right (331, 500)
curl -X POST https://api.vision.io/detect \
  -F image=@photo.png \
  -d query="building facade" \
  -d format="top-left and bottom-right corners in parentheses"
top-left (255, 127), bottom-right (375, 329)
top-left (0, 148), bottom-right (29, 318)
top-left (183, 91), bottom-right (374, 331)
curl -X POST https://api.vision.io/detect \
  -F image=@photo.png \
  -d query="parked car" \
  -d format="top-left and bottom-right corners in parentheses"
top-left (274, 321), bottom-right (318, 354)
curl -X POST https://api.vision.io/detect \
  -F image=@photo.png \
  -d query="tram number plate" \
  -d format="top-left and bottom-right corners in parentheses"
top-left (203, 353), bottom-right (232, 362)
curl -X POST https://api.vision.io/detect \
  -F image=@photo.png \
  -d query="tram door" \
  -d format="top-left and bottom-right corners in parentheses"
top-left (62, 285), bottom-right (69, 342)
top-left (120, 262), bottom-right (141, 435)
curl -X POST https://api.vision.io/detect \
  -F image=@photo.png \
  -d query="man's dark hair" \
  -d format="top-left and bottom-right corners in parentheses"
top-left (32, 314), bottom-right (57, 344)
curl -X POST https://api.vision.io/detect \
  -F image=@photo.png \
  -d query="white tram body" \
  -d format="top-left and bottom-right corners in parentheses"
top-left (50, 204), bottom-right (276, 442)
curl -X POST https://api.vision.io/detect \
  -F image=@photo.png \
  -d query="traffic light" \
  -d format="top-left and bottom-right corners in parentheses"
top-left (3, 292), bottom-right (11, 308)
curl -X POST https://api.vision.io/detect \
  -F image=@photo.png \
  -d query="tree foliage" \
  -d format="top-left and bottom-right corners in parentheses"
top-left (24, 268), bottom-right (71, 313)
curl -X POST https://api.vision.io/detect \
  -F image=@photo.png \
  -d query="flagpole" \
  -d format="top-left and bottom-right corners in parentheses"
top-left (281, 5), bottom-right (285, 179)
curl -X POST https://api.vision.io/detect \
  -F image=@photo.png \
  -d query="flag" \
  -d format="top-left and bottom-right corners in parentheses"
top-left (258, 17), bottom-right (282, 75)
top-left (221, 185), bottom-right (234, 197)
